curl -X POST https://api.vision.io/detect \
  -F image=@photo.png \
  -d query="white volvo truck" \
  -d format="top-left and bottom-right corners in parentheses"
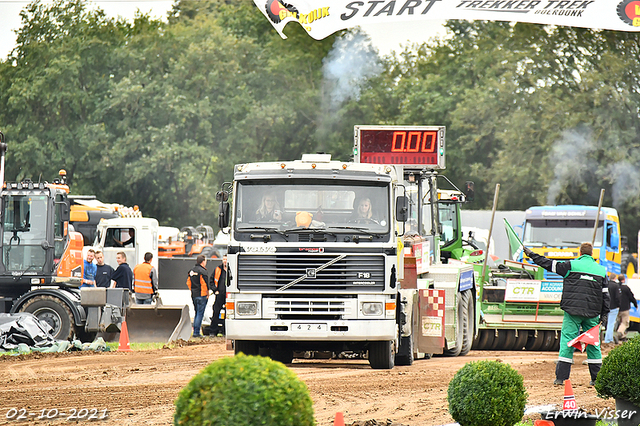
top-left (217, 126), bottom-right (476, 369)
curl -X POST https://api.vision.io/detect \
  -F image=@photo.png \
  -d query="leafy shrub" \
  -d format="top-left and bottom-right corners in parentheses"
top-left (174, 354), bottom-right (315, 426)
top-left (447, 360), bottom-right (528, 426)
top-left (595, 335), bottom-right (640, 405)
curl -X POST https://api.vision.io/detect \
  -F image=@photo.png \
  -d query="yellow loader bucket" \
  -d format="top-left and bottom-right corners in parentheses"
top-left (125, 297), bottom-right (192, 343)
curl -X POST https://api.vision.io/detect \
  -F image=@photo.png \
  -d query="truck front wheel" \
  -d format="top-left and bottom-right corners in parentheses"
top-left (234, 340), bottom-right (259, 356)
top-left (270, 346), bottom-right (294, 364)
top-left (369, 340), bottom-right (395, 369)
top-left (21, 295), bottom-right (74, 341)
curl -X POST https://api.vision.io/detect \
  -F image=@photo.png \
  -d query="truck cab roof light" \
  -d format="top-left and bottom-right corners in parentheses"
top-left (301, 154), bottom-right (331, 163)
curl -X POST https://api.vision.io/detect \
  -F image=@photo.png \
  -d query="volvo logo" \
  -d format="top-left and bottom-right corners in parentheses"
top-left (306, 268), bottom-right (317, 278)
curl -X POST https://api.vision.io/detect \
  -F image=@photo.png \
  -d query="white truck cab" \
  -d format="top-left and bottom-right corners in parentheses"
top-left (93, 217), bottom-right (159, 270)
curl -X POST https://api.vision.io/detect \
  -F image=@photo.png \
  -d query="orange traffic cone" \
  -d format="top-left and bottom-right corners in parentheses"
top-left (117, 320), bottom-right (133, 352)
top-left (562, 379), bottom-right (577, 411)
top-left (334, 412), bottom-right (345, 426)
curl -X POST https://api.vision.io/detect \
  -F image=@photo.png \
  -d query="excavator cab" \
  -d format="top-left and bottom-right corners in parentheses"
top-left (0, 181), bottom-right (82, 296)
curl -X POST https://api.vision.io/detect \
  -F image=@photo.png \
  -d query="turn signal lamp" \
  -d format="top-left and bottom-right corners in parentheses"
top-left (385, 301), bottom-right (396, 318)
top-left (225, 301), bottom-right (235, 317)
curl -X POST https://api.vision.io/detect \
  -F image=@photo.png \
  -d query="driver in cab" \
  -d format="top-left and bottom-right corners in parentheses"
top-left (353, 197), bottom-right (377, 223)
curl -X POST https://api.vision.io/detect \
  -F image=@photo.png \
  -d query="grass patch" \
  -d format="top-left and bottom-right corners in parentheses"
top-left (105, 341), bottom-right (172, 351)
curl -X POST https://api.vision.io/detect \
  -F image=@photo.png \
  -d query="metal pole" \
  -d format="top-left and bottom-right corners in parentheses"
top-left (591, 189), bottom-right (605, 247)
top-left (0, 131), bottom-right (6, 190)
top-left (481, 184), bottom-right (500, 286)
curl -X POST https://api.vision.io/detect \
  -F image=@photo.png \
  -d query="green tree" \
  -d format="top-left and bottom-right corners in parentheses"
top-left (0, 0), bottom-right (134, 191)
top-left (0, 0), bottom-right (338, 226)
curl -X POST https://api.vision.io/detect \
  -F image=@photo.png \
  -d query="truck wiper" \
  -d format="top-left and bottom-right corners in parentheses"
top-left (281, 226), bottom-right (336, 237)
top-left (236, 226), bottom-right (289, 240)
top-left (327, 226), bottom-right (381, 238)
top-left (15, 264), bottom-right (41, 281)
top-left (560, 241), bottom-right (583, 246)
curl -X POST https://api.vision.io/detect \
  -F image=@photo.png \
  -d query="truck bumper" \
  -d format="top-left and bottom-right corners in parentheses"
top-left (227, 319), bottom-right (396, 341)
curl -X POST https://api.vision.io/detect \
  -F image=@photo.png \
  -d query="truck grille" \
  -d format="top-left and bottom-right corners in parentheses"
top-left (237, 254), bottom-right (385, 292)
top-left (264, 298), bottom-right (353, 320)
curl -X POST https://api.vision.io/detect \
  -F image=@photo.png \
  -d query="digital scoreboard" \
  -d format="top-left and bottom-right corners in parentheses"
top-left (353, 125), bottom-right (445, 169)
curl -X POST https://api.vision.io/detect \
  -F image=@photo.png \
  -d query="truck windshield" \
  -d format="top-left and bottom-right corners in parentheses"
top-left (235, 180), bottom-right (390, 233)
top-left (523, 219), bottom-right (603, 247)
top-left (2, 194), bottom-right (48, 271)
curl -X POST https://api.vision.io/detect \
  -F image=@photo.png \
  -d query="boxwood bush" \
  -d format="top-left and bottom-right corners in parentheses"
top-left (595, 335), bottom-right (640, 405)
top-left (174, 354), bottom-right (315, 426)
top-left (448, 360), bottom-right (527, 426)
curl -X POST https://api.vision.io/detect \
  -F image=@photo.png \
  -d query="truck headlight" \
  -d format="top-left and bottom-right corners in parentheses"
top-left (236, 302), bottom-right (258, 316)
top-left (361, 302), bottom-right (383, 316)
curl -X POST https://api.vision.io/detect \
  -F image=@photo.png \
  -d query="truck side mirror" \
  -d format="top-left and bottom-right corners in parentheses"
top-left (395, 196), bottom-right (408, 222)
top-left (216, 191), bottom-right (229, 202)
top-left (610, 233), bottom-right (619, 251)
top-left (218, 202), bottom-right (230, 229)
top-left (57, 201), bottom-right (70, 222)
top-left (464, 181), bottom-right (475, 202)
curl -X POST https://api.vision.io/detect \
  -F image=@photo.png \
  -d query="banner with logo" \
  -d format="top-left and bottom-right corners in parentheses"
top-left (505, 279), bottom-right (563, 302)
top-left (255, 0), bottom-right (640, 40)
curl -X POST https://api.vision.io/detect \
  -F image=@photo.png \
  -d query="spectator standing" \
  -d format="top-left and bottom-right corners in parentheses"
top-left (210, 255), bottom-right (228, 337)
top-left (615, 275), bottom-right (638, 342)
top-left (604, 275), bottom-right (621, 343)
top-left (133, 252), bottom-right (158, 305)
top-left (81, 249), bottom-right (96, 288)
top-left (524, 242), bottom-right (609, 386)
top-left (94, 251), bottom-right (114, 288)
top-left (111, 252), bottom-right (133, 291)
top-left (187, 255), bottom-right (209, 338)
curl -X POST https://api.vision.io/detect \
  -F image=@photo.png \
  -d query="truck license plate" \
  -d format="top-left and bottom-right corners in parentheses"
top-left (292, 323), bottom-right (327, 332)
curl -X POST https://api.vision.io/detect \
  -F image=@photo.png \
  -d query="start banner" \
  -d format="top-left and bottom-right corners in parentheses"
top-left (255, 0), bottom-right (640, 40)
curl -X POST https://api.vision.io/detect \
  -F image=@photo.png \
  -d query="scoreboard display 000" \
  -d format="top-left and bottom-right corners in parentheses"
top-left (354, 125), bottom-right (445, 169)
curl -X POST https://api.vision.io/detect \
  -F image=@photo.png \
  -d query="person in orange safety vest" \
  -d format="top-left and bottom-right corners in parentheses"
top-left (133, 252), bottom-right (158, 305)
top-left (210, 255), bottom-right (227, 337)
top-left (186, 255), bottom-right (209, 338)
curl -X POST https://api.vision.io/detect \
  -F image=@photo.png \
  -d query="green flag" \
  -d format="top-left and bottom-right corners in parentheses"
top-left (504, 218), bottom-right (524, 261)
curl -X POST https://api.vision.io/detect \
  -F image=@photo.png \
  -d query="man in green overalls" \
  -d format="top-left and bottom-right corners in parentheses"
top-left (524, 242), bottom-right (610, 386)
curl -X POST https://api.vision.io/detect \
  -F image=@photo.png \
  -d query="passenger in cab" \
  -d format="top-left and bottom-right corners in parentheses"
top-left (255, 193), bottom-right (282, 221)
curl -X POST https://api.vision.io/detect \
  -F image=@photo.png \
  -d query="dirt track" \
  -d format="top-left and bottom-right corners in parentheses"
top-left (0, 339), bottom-right (617, 426)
